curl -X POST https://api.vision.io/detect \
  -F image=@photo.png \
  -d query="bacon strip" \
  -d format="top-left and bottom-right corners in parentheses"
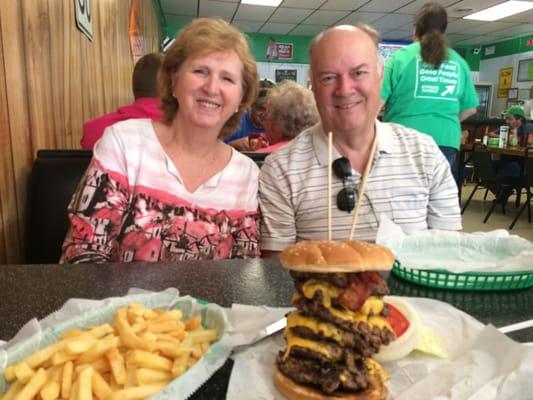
top-left (338, 272), bottom-right (383, 311)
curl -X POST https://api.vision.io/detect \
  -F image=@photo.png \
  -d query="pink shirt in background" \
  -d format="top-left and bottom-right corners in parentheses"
top-left (81, 97), bottom-right (162, 149)
top-left (255, 140), bottom-right (289, 153)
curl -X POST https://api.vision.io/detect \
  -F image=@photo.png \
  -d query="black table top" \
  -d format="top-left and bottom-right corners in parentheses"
top-left (1, 259), bottom-right (532, 399)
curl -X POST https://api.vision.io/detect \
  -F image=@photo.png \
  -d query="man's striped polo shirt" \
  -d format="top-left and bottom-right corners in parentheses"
top-left (259, 120), bottom-right (461, 251)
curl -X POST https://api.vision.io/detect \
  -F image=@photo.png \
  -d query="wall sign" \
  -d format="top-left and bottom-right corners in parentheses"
top-left (266, 38), bottom-right (293, 60)
top-left (129, 0), bottom-right (143, 62)
top-left (275, 69), bottom-right (297, 83)
top-left (497, 67), bottom-right (513, 98)
top-left (517, 58), bottom-right (533, 82)
top-left (75, 0), bottom-right (93, 41)
top-left (484, 45), bottom-right (495, 56)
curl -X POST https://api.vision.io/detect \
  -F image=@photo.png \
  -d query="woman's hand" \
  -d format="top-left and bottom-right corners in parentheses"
top-left (248, 134), bottom-right (269, 151)
top-left (228, 134), bottom-right (269, 151)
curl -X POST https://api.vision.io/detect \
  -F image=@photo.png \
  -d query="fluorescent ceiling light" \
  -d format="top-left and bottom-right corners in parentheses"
top-left (241, 0), bottom-right (283, 6)
top-left (463, 1), bottom-right (533, 21)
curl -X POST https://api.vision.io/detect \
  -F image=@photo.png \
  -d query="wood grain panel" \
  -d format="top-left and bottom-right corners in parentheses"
top-left (0, 0), bottom-right (161, 263)
top-left (0, 14), bottom-right (13, 264)
top-left (0, 2), bottom-right (32, 264)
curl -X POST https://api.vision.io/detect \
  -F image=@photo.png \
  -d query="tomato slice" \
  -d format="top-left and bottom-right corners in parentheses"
top-left (385, 303), bottom-right (410, 337)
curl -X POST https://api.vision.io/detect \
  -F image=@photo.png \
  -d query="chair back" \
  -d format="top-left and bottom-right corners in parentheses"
top-left (524, 156), bottom-right (533, 187)
top-left (241, 151), bottom-right (267, 168)
top-left (471, 145), bottom-right (498, 184)
top-left (25, 150), bottom-right (92, 263)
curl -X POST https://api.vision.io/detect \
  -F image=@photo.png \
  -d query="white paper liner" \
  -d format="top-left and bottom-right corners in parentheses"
top-left (375, 215), bottom-right (533, 273)
top-left (227, 297), bottom-right (533, 400)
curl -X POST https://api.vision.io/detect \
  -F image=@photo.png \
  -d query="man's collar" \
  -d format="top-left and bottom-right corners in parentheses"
top-left (313, 120), bottom-right (394, 166)
top-left (313, 123), bottom-right (342, 166)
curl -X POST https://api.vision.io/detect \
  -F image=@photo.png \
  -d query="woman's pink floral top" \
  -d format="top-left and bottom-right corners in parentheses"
top-left (61, 119), bottom-right (260, 263)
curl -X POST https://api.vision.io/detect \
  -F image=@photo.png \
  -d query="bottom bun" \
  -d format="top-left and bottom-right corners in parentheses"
top-left (273, 368), bottom-right (387, 400)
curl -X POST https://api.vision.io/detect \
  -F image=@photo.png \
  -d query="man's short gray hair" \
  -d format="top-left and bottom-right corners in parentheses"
top-left (309, 23), bottom-right (383, 69)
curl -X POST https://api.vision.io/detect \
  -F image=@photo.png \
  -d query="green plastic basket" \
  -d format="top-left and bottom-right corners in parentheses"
top-left (391, 261), bottom-right (533, 291)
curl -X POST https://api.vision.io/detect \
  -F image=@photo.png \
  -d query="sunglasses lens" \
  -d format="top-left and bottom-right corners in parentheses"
top-left (337, 188), bottom-right (355, 212)
top-left (332, 157), bottom-right (351, 179)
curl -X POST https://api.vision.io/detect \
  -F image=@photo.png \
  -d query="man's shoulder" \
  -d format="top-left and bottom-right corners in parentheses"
top-left (523, 121), bottom-right (533, 133)
top-left (262, 125), bottom-right (317, 167)
top-left (381, 122), bottom-right (439, 152)
top-left (83, 111), bottom-right (122, 133)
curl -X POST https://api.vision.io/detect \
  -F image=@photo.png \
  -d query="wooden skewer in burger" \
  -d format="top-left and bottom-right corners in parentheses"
top-left (274, 132), bottom-right (397, 400)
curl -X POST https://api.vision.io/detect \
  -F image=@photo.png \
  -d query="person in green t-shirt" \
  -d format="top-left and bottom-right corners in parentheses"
top-left (380, 2), bottom-right (479, 185)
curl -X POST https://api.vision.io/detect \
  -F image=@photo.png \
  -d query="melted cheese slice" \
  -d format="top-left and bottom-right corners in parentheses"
top-left (298, 280), bottom-right (391, 330)
top-left (283, 280), bottom-right (393, 360)
top-left (365, 358), bottom-right (389, 381)
top-left (283, 329), bottom-right (333, 360)
top-left (286, 312), bottom-right (344, 344)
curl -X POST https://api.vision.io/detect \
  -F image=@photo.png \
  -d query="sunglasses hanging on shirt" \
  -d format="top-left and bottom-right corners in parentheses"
top-left (332, 157), bottom-right (356, 212)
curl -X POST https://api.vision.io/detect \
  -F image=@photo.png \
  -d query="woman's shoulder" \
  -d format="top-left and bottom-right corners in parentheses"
top-left (97, 118), bottom-right (155, 146)
top-left (228, 147), bottom-right (260, 175)
top-left (93, 119), bottom-right (160, 172)
top-left (106, 118), bottom-right (155, 140)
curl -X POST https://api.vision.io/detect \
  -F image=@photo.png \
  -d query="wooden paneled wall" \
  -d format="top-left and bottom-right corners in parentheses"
top-left (0, 0), bottom-right (161, 263)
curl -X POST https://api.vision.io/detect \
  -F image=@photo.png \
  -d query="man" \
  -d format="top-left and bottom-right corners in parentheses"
top-left (504, 105), bottom-right (533, 147)
top-left (259, 25), bottom-right (461, 256)
top-left (492, 105), bottom-right (533, 178)
top-left (224, 78), bottom-right (275, 147)
top-left (81, 53), bottom-right (163, 149)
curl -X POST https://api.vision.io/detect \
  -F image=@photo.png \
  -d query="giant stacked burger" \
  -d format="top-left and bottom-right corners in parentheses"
top-left (274, 240), bottom-right (396, 400)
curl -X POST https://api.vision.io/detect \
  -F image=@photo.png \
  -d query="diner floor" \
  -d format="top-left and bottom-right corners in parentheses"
top-left (461, 183), bottom-right (533, 242)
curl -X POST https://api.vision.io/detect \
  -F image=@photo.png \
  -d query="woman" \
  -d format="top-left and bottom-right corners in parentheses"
top-left (239, 80), bottom-right (319, 153)
top-left (380, 2), bottom-right (479, 183)
top-left (61, 18), bottom-right (260, 263)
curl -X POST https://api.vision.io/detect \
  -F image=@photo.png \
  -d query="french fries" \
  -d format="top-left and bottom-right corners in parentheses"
top-left (1, 303), bottom-right (218, 400)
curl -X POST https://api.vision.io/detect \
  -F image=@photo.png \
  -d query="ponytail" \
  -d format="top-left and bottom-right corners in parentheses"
top-left (414, 3), bottom-right (448, 69)
top-left (420, 31), bottom-right (448, 69)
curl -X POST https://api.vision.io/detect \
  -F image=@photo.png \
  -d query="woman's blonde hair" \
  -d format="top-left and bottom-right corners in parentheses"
top-left (159, 18), bottom-right (259, 137)
top-left (266, 80), bottom-right (319, 139)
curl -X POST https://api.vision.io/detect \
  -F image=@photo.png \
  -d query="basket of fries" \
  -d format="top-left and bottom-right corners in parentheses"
top-left (0, 290), bottom-right (229, 400)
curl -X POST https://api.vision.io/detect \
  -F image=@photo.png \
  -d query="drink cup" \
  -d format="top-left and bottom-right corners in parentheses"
top-left (499, 126), bottom-right (509, 148)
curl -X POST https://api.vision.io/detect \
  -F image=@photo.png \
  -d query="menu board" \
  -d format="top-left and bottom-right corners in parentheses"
top-left (275, 69), bottom-right (297, 83)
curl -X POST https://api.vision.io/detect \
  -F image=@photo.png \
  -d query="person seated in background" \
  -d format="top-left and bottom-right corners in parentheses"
top-left (224, 78), bottom-right (275, 149)
top-left (502, 105), bottom-right (532, 147)
top-left (235, 80), bottom-right (320, 153)
top-left (259, 24), bottom-right (461, 257)
top-left (61, 17), bottom-right (261, 263)
top-left (81, 53), bottom-right (164, 149)
top-left (491, 105), bottom-right (533, 178)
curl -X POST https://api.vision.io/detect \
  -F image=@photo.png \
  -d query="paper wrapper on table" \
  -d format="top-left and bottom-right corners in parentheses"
top-left (375, 215), bottom-right (533, 273)
top-left (226, 304), bottom-right (292, 354)
top-left (227, 297), bottom-right (533, 400)
top-left (0, 288), bottom-right (231, 400)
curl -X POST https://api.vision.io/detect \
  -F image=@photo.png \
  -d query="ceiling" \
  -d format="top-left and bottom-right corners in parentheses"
top-left (158, 0), bottom-right (533, 46)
